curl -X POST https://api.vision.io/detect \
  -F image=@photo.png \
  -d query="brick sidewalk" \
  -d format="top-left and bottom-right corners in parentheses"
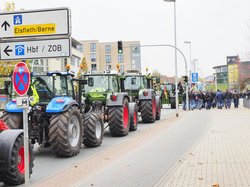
top-left (155, 106), bottom-right (250, 187)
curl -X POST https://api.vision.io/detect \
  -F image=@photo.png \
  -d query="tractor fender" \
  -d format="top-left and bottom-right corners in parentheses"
top-left (5, 100), bottom-right (23, 113)
top-left (0, 129), bottom-right (23, 172)
top-left (106, 92), bottom-right (129, 107)
top-left (138, 89), bottom-right (155, 100)
top-left (46, 97), bottom-right (79, 113)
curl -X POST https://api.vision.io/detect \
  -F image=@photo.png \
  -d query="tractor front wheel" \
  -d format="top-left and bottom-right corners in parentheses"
top-left (49, 107), bottom-right (82, 157)
top-left (83, 113), bottom-right (104, 147)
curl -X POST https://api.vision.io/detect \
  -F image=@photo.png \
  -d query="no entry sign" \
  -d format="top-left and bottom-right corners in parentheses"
top-left (13, 62), bottom-right (30, 96)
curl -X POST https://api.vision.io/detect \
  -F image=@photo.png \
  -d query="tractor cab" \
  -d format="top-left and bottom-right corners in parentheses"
top-left (83, 71), bottom-right (120, 107)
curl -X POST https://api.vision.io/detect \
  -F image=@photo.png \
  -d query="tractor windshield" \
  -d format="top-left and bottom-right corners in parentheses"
top-left (124, 76), bottom-right (147, 90)
top-left (32, 74), bottom-right (73, 103)
top-left (85, 75), bottom-right (118, 93)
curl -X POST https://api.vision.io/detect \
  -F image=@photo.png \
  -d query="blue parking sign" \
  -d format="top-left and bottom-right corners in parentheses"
top-left (15, 45), bottom-right (25, 56)
top-left (192, 73), bottom-right (198, 83)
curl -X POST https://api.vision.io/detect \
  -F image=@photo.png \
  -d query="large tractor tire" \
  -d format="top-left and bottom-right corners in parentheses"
top-left (49, 107), bottom-right (82, 157)
top-left (83, 113), bottom-right (104, 147)
top-left (0, 112), bottom-right (22, 129)
top-left (129, 103), bottom-right (138, 131)
top-left (140, 97), bottom-right (157, 123)
top-left (156, 98), bottom-right (162, 120)
top-left (108, 98), bottom-right (130, 137)
top-left (0, 132), bottom-right (34, 186)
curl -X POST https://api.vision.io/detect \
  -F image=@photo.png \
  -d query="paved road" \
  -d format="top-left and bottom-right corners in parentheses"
top-left (74, 110), bottom-right (212, 187)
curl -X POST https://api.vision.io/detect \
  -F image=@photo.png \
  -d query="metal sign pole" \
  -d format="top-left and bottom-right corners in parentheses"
top-left (23, 106), bottom-right (29, 187)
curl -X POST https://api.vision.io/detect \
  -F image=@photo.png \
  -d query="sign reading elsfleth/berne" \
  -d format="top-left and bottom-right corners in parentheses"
top-left (0, 8), bottom-right (71, 38)
top-left (0, 38), bottom-right (71, 60)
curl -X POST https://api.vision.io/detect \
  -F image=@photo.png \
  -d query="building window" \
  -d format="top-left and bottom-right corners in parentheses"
top-left (106, 55), bottom-right (111, 63)
top-left (118, 54), bottom-right (123, 63)
top-left (90, 43), bottom-right (96, 52)
top-left (105, 45), bottom-right (111, 53)
top-left (106, 65), bottom-right (112, 70)
top-left (91, 64), bottom-right (97, 71)
top-left (77, 44), bottom-right (83, 52)
top-left (91, 53), bottom-right (96, 62)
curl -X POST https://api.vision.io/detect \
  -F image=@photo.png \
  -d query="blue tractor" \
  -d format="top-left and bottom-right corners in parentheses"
top-left (0, 71), bottom-right (104, 185)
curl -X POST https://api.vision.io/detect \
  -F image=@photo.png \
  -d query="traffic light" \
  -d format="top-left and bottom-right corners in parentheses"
top-left (117, 41), bottom-right (123, 54)
top-left (183, 76), bottom-right (188, 84)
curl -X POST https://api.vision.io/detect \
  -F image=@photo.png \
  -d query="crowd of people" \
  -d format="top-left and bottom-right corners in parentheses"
top-left (182, 89), bottom-right (242, 110)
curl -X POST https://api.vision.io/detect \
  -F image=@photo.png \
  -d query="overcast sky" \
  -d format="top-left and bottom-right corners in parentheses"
top-left (1, 0), bottom-right (250, 77)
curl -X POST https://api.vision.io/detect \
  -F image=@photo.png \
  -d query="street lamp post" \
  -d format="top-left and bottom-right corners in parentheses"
top-left (184, 41), bottom-right (192, 110)
top-left (164, 0), bottom-right (178, 117)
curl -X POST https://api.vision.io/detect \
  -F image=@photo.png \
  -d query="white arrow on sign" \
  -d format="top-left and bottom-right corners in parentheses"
top-left (0, 37), bottom-right (71, 60)
top-left (0, 7), bottom-right (71, 39)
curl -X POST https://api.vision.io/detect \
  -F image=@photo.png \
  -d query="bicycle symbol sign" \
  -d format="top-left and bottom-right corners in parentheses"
top-left (13, 62), bottom-right (30, 96)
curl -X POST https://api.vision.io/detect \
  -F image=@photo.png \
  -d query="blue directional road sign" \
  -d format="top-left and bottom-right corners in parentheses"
top-left (192, 72), bottom-right (198, 83)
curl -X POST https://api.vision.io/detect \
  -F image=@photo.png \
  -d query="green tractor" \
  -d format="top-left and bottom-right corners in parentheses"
top-left (82, 70), bottom-right (138, 137)
top-left (119, 70), bottom-right (161, 123)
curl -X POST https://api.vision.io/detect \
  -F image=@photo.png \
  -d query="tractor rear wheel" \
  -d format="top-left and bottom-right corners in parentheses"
top-left (2, 134), bottom-right (34, 186)
top-left (83, 113), bottom-right (104, 147)
top-left (108, 98), bottom-right (130, 137)
top-left (0, 112), bottom-right (22, 129)
top-left (49, 107), bottom-right (82, 157)
top-left (140, 97), bottom-right (157, 123)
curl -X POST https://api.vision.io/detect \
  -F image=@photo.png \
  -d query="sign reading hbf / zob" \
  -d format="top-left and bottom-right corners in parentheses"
top-left (0, 8), bottom-right (70, 39)
top-left (13, 62), bottom-right (30, 96)
top-left (0, 38), bottom-right (71, 60)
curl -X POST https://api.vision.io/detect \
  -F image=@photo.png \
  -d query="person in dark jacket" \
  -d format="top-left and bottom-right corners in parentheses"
top-left (232, 90), bottom-right (240, 108)
top-left (215, 89), bottom-right (223, 109)
top-left (224, 89), bottom-right (232, 109)
top-left (205, 91), bottom-right (212, 109)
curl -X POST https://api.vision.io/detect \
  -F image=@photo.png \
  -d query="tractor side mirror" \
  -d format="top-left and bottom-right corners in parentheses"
top-left (88, 77), bottom-right (94, 87)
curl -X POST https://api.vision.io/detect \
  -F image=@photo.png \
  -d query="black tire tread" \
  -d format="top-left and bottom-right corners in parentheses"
top-left (140, 100), bottom-right (155, 123)
top-left (0, 112), bottom-right (22, 129)
top-left (83, 113), bottom-right (104, 147)
top-left (108, 99), bottom-right (129, 137)
top-left (49, 107), bottom-right (82, 157)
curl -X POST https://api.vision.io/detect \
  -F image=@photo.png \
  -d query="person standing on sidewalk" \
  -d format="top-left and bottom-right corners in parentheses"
top-left (224, 89), bottom-right (232, 109)
top-left (189, 90), bottom-right (195, 110)
top-left (197, 90), bottom-right (203, 110)
top-left (215, 89), bottom-right (223, 109)
top-left (233, 89), bottom-right (240, 108)
top-left (182, 91), bottom-right (187, 111)
top-left (205, 91), bottom-right (212, 109)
